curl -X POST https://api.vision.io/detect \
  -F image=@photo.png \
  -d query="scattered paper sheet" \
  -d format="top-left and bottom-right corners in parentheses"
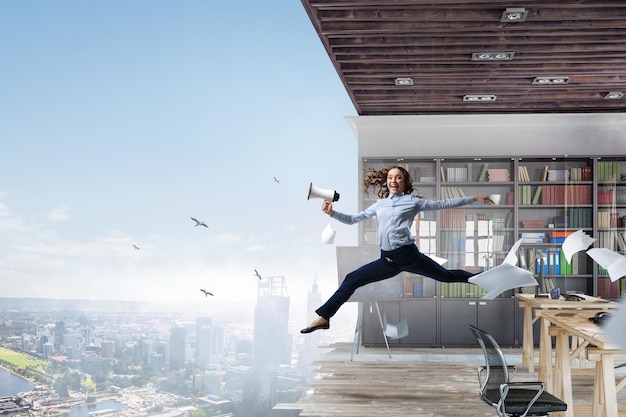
top-left (602, 302), bottom-right (626, 352)
top-left (587, 247), bottom-right (626, 282)
top-left (502, 238), bottom-right (524, 266)
top-left (321, 223), bottom-right (336, 244)
top-left (426, 254), bottom-right (448, 265)
top-left (562, 229), bottom-right (596, 263)
top-left (468, 262), bottom-right (538, 300)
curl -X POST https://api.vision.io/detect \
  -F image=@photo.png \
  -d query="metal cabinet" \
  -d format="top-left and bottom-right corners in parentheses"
top-left (440, 298), bottom-right (516, 346)
top-left (361, 298), bottom-right (514, 347)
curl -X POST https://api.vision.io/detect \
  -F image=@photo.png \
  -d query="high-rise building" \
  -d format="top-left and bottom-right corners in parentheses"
top-left (54, 321), bottom-right (65, 351)
top-left (169, 326), bottom-right (186, 371)
top-left (101, 340), bottom-right (115, 359)
top-left (252, 276), bottom-right (291, 368)
top-left (297, 280), bottom-right (323, 375)
top-left (197, 325), bottom-right (224, 367)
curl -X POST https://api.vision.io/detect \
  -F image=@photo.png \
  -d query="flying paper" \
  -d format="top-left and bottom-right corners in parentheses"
top-left (602, 302), bottom-right (626, 352)
top-left (469, 262), bottom-right (538, 300)
top-left (502, 238), bottom-right (524, 266)
top-left (562, 229), bottom-right (596, 263)
top-left (587, 247), bottom-right (626, 282)
top-left (321, 223), bottom-right (336, 244)
top-left (426, 254), bottom-right (448, 265)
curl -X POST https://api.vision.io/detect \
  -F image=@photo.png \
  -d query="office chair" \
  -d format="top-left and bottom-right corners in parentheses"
top-left (382, 314), bottom-right (409, 339)
top-left (468, 325), bottom-right (567, 417)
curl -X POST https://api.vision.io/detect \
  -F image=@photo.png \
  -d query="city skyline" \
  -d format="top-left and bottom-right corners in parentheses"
top-left (0, 279), bottom-right (358, 416)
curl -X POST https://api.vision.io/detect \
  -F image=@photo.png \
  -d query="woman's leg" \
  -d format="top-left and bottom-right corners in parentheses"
top-left (390, 244), bottom-right (474, 283)
top-left (314, 257), bottom-right (399, 321)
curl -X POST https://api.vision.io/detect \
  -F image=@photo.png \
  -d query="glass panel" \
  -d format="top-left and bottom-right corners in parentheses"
top-left (595, 158), bottom-right (626, 299)
top-left (517, 157), bottom-right (595, 296)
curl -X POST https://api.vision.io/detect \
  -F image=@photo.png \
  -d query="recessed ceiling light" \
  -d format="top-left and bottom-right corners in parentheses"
top-left (394, 77), bottom-right (413, 86)
top-left (471, 52), bottom-right (515, 61)
top-left (501, 7), bottom-right (528, 23)
top-left (532, 76), bottom-right (570, 85)
top-left (604, 92), bottom-right (624, 99)
top-left (463, 95), bottom-right (497, 102)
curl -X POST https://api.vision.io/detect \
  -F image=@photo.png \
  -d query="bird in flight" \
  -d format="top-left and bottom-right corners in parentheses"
top-left (190, 217), bottom-right (208, 228)
top-left (132, 244), bottom-right (140, 250)
top-left (200, 288), bottom-right (214, 297)
top-left (254, 269), bottom-right (262, 280)
top-left (273, 177), bottom-right (280, 183)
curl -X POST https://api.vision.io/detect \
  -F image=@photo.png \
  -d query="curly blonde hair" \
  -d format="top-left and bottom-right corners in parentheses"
top-left (363, 166), bottom-right (418, 198)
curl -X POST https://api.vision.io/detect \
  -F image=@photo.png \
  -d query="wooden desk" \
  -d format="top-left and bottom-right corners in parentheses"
top-left (516, 293), bottom-right (617, 374)
top-left (540, 310), bottom-right (624, 417)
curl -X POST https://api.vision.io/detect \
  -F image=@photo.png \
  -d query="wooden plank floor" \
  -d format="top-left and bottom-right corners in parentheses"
top-left (275, 343), bottom-right (626, 417)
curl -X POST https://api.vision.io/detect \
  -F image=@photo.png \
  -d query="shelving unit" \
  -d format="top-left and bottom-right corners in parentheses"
top-left (356, 156), bottom-right (626, 347)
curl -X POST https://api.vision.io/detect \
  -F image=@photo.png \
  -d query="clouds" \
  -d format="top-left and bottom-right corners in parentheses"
top-left (0, 1), bottom-right (361, 310)
top-left (48, 205), bottom-right (71, 222)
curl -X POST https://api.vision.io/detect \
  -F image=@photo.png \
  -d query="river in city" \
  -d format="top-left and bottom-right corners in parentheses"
top-left (0, 368), bottom-right (127, 417)
top-left (58, 401), bottom-right (128, 417)
top-left (0, 367), bottom-right (35, 396)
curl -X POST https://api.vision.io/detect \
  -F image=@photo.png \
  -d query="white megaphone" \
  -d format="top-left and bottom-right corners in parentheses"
top-left (308, 182), bottom-right (340, 202)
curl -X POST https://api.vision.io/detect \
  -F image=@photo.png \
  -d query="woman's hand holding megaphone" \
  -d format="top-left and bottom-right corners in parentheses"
top-left (322, 200), bottom-right (334, 216)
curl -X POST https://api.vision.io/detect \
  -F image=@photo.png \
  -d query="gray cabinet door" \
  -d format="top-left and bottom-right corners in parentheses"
top-left (440, 298), bottom-right (516, 346)
top-left (399, 299), bottom-right (437, 345)
top-left (440, 299), bottom-right (477, 346)
top-left (477, 299), bottom-right (516, 346)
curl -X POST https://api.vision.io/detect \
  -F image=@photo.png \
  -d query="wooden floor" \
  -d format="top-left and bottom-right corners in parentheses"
top-left (275, 342), bottom-right (626, 417)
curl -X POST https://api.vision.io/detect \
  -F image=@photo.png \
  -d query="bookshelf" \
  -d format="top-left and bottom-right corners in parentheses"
top-left (595, 157), bottom-right (626, 299)
top-left (357, 156), bottom-right (626, 347)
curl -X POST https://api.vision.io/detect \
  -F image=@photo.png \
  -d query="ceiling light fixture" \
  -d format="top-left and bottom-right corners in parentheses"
top-left (532, 76), bottom-right (570, 85)
top-left (471, 52), bottom-right (514, 61)
top-left (463, 95), bottom-right (497, 102)
top-left (394, 77), bottom-right (414, 86)
top-left (604, 92), bottom-right (624, 100)
top-left (501, 7), bottom-right (528, 23)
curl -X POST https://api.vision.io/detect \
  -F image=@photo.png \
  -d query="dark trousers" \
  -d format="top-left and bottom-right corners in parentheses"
top-left (316, 244), bottom-right (474, 320)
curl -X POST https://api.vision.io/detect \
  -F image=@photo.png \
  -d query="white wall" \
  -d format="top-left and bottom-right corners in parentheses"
top-left (346, 113), bottom-right (626, 158)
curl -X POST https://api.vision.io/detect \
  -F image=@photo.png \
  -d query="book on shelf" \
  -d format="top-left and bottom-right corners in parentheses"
top-left (569, 166), bottom-right (592, 181)
top-left (531, 186), bottom-right (543, 205)
top-left (540, 185), bottom-right (591, 205)
top-left (445, 167), bottom-right (468, 182)
top-left (521, 220), bottom-right (545, 229)
top-left (478, 163), bottom-right (489, 182)
top-left (540, 165), bottom-right (549, 181)
top-left (597, 188), bottom-right (615, 204)
top-left (597, 211), bottom-right (620, 228)
top-left (487, 168), bottom-right (510, 182)
top-left (597, 161), bottom-right (621, 181)
top-left (442, 186), bottom-right (466, 199)
top-left (518, 185), bottom-right (532, 204)
top-left (413, 282), bottom-right (423, 297)
top-left (518, 165), bottom-right (530, 182)
top-left (564, 207), bottom-right (592, 228)
top-left (597, 230), bottom-right (626, 251)
top-left (507, 191), bottom-right (514, 204)
top-left (521, 232), bottom-right (546, 242)
top-left (547, 169), bottom-right (569, 182)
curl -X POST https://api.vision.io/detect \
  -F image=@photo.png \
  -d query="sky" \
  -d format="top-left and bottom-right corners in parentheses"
top-left (0, 1), bottom-right (361, 310)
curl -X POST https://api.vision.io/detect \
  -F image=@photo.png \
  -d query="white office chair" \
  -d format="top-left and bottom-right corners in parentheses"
top-left (351, 301), bottom-right (410, 360)
top-left (375, 302), bottom-right (409, 358)
top-left (383, 314), bottom-right (409, 339)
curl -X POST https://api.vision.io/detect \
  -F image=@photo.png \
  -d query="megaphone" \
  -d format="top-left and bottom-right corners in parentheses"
top-left (308, 183), bottom-right (340, 202)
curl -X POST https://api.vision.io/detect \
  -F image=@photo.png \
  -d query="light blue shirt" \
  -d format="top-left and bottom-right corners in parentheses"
top-left (331, 194), bottom-right (475, 251)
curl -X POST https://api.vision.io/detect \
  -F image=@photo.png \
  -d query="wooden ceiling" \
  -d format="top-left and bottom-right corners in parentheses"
top-left (301, 0), bottom-right (626, 115)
